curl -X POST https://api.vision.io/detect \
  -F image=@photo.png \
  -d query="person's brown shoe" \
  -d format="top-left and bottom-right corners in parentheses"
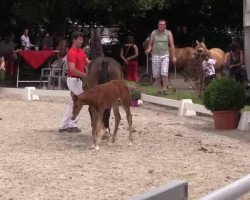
top-left (68, 127), bottom-right (81, 133)
top-left (156, 90), bottom-right (162, 96)
top-left (162, 90), bottom-right (168, 95)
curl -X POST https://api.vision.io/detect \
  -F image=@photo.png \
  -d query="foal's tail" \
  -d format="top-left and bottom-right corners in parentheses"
top-left (98, 61), bottom-right (110, 84)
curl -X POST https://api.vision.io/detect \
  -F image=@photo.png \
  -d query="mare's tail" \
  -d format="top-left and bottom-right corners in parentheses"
top-left (98, 60), bottom-right (111, 130)
top-left (98, 61), bottom-right (110, 84)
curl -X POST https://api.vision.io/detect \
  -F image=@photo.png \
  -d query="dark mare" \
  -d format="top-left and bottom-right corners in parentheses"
top-left (88, 28), bottom-right (122, 135)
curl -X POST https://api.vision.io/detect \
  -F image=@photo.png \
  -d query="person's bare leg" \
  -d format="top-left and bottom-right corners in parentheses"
top-left (155, 76), bottom-right (162, 94)
top-left (162, 75), bottom-right (169, 94)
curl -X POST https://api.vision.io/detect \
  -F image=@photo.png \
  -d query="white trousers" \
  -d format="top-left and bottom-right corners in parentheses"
top-left (152, 54), bottom-right (169, 78)
top-left (59, 77), bottom-right (84, 129)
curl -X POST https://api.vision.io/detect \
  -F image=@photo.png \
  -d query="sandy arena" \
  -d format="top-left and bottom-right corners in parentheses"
top-left (0, 94), bottom-right (250, 200)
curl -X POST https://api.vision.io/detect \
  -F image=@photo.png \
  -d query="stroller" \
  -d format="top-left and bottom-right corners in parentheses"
top-left (139, 54), bottom-right (153, 85)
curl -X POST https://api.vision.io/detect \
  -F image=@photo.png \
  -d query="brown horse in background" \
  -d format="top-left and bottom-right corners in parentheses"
top-left (194, 41), bottom-right (225, 76)
top-left (88, 28), bottom-right (122, 137)
top-left (72, 80), bottom-right (133, 150)
top-left (174, 47), bottom-right (195, 69)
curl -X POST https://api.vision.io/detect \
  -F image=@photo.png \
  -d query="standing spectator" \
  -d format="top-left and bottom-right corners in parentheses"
top-left (120, 35), bottom-right (139, 82)
top-left (146, 19), bottom-right (176, 95)
top-left (175, 26), bottom-right (182, 47)
top-left (0, 34), bottom-right (15, 57)
top-left (142, 34), bottom-right (150, 51)
top-left (21, 28), bottom-right (34, 50)
top-left (58, 31), bottom-right (91, 133)
top-left (179, 25), bottom-right (191, 47)
top-left (0, 52), bottom-right (5, 71)
top-left (0, 34), bottom-right (16, 76)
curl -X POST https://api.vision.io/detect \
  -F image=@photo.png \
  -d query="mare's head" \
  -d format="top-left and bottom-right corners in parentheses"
top-left (193, 40), bottom-right (211, 60)
top-left (90, 28), bottom-right (104, 60)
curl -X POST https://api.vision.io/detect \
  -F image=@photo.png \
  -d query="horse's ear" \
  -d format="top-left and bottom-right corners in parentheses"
top-left (202, 42), bottom-right (207, 48)
top-left (196, 40), bottom-right (199, 45)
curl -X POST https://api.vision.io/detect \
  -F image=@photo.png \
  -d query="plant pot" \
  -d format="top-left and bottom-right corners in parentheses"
top-left (130, 100), bottom-right (138, 107)
top-left (212, 110), bottom-right (240, 130)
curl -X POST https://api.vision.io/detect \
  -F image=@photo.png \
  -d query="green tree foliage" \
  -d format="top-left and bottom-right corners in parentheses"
top-left (0, 0), bottom-right (243, 49)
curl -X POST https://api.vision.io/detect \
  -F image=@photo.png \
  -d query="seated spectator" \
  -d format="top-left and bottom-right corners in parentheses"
top-left (224, 42), bottom-right (249, 86)
top-left (21, 28), bottom-right (34, 50)
top-left (42, 32), bottom-right (54, 50)
top-left (55, 37), bottom-right (68, 58)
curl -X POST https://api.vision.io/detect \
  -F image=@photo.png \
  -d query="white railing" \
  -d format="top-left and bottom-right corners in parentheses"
top-left (199, 174), bottom-right (250, 200)
top-left (0, 87), bottom-right (220, 117)
top-left (141, 94), bottom-right (180, 108)
top-left (130, 180), bottom-right (188, 200)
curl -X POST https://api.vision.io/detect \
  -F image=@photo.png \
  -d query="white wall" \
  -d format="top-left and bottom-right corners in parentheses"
top-left (244, 0), bottom-right (250, 79)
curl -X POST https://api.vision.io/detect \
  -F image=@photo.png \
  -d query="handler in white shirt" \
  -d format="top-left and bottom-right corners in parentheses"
top-left (21, 29), bottom-right (34, 50)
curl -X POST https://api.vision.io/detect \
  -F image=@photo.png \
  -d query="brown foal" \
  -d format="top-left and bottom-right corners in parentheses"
top-left (71, 80), bottom-right (133, 150)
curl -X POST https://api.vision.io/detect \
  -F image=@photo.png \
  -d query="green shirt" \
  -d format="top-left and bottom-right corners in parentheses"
top-left (152, 29), bottom-right (169, 56)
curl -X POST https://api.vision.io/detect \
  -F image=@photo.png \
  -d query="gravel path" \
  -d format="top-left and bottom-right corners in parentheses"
top-left (0, 95), bottom-right (249, 200)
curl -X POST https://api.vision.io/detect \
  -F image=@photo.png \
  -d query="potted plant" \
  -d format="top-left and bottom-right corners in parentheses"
top-left (203, 78), bottom-right (246, 130)
top-left (129, 85), bottom-right (141, 107)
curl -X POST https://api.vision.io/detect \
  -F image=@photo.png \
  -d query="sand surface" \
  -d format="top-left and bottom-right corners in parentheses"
top-left (0, 94), bottom-right (249, 200)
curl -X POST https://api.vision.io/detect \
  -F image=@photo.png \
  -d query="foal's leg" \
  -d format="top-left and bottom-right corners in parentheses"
top-left (89, 106), bottom-right (98, 148)
top-left (72, 99), bottom-right (82, 120)
top-left (123, 105), bottom-right (133, 145)
top-left (103, 108), bottom-right (111, 137)
top-left (94, 110), bottom-right (104, 150)
top-left (111, 103), bottom-right (121, 143)
top-left (89, 106), bottom-right (98, 136)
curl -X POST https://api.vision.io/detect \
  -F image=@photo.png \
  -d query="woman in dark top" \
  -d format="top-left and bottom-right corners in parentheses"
top-left (120, 35), bottom-right (139, 82)
top-left (224, 42), bottom-right (249, 83)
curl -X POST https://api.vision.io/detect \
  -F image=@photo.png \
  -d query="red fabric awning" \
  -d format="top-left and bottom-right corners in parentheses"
top-left (18, 51), bottom-right (55, 69)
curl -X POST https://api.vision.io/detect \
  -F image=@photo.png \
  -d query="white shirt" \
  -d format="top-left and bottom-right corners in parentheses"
top-left (202, 58), bottom-right (216, 77)
top-left (21, 34), bottom-right (32, 49)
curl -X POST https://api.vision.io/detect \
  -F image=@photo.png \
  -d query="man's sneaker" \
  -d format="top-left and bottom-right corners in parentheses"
top-left (68, 127), bottom-right (81, 133)
top-left (58, 128), bottom-right (68, 133)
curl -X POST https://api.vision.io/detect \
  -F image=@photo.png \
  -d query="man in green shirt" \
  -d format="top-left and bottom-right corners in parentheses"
top-left (146, 19), bottom-right (176, 95)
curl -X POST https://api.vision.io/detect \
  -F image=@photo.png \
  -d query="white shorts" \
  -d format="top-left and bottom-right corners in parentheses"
top-left (152, 54), bottom-right (169, 78)
top-left (67, 77), bottom-right (83, 96)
